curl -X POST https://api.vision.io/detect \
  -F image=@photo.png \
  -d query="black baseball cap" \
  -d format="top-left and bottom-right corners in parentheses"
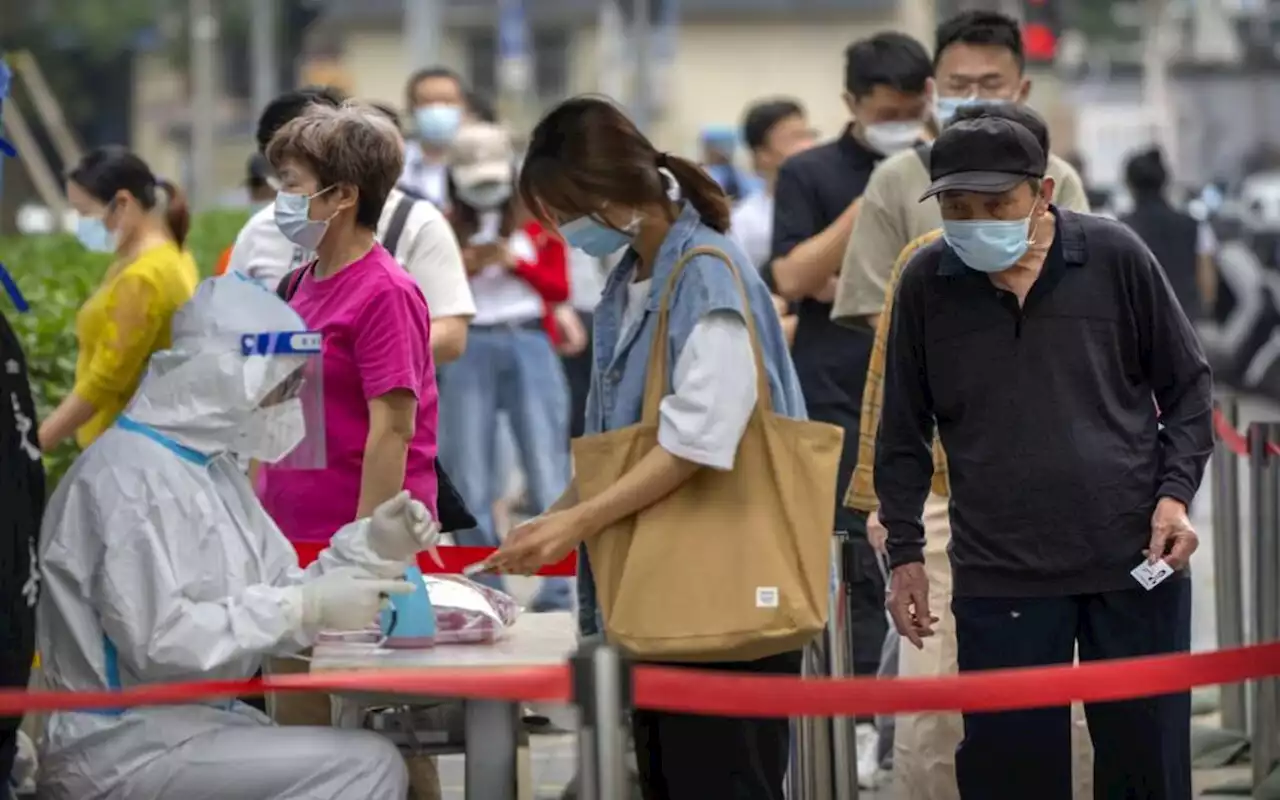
top-left (919, 116), bottom-right (1047, 202)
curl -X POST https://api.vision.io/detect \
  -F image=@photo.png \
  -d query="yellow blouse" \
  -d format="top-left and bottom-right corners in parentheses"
top-left (72, 242), bottom-right (199, 447)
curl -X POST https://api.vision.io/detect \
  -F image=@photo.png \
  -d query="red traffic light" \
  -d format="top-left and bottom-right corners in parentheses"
top-left (1023, 22), bottom-right (1057, 62)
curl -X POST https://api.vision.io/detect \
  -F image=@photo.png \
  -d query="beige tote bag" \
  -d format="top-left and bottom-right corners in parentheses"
top-left (572, 246), bottom-right (844, 663)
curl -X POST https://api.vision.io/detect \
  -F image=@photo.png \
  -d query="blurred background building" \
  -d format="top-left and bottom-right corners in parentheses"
top-left (4, 0), bottom-right (1280, 227)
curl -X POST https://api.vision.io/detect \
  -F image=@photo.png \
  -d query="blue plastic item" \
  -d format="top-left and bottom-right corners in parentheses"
top-left (0, 56), bottom-right (14, 158)
top-left (379, 566), bottom-right (437, 648)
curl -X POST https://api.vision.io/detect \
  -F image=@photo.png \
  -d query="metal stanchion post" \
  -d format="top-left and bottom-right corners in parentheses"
top-left (796, 630), bottom-right (833, 800)
top-left (790, 532), bottom-right (863, 800)
top-left (1213, 396), bottom-right (1247, 733)
top-left (572, 639), bottom-right (631, 800)
top-left (827, 534), bottom-right (859, 800)
top-left (1249, 423), bottom-right (1280, 790)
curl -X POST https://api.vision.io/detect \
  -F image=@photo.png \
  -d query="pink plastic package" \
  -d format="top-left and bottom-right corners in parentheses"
top-left (423, 574), bottom-right (520, 644)
top-left (313, 574), bottom-right (520, 646)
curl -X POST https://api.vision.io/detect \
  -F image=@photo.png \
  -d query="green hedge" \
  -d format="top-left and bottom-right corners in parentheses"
top-left (0, 209), bottom-right (251, 487)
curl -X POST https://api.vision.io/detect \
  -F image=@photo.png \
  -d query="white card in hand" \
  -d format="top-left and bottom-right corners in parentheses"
top-left (1130, 559), bottom-right (1174, 590)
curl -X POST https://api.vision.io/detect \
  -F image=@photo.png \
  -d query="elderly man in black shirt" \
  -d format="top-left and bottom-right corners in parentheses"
top-left (876, 116), bottom-right (1212, 799)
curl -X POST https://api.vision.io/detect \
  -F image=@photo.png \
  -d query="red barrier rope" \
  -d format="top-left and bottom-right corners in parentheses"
top-left (1213, 407), bottom-right (1280, 457)
top-left (292, 541), bottom-right (577, 577)
top-left (4, 641), bottom-right (1278, 718)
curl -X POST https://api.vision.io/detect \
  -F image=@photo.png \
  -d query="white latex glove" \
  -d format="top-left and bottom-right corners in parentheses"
top-left (298, 567), bottom-right (414, 632)
top-left (368, 490), bottom-right (444, 566)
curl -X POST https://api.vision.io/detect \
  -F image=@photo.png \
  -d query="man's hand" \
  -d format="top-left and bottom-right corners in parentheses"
top-left (1148, 497), bottom-right (1198, 570)
top-left (867, 510), bottom-right (887, 556)
top-left (887, 563), bottom-right (937, 650)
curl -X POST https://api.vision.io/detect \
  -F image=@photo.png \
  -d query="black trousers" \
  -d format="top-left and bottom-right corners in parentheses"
top-left (631, 650), bottom-right (800, 800)
top-left (952, 578), bottom-right (1193, 800)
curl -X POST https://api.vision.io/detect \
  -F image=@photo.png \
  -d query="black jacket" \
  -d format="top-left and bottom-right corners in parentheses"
top-left (1122, 197), bottom-right (1202, 319)
top-left (0, 309), bottom-right (44, 777)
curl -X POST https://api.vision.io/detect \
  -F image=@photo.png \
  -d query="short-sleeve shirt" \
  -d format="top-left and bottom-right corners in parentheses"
top-left (831, 148), bottom-right (1090, 324)
top-left (258, 244), bottom-right (439, 542)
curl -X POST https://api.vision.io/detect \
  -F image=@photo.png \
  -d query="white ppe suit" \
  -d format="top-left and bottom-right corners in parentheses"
top-left (35, 275), bottom-right (410, 800)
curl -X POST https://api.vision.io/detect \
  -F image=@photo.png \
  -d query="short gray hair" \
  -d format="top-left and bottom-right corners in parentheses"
top-left (265, 102), bottom-right (404, 228)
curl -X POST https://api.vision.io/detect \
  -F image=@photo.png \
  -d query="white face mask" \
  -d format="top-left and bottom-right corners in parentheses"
top-left (863, 121), bottom-right (926, 156)
top-left (234, 398), bottom-right (306, 464)
top-left (456, 182), bottom-right (512, 210)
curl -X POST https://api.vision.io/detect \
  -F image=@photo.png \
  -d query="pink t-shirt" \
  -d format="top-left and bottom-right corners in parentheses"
top-left (260, 244), bottom-right (439, 542)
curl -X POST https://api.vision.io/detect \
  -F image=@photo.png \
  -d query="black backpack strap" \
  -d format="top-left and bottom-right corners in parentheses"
top-left (384, 194), bottom-right (416, 260)
top-left (913, 141), bottom-right (931, 172)
top-left (275, 266), bottom-right (309, 301)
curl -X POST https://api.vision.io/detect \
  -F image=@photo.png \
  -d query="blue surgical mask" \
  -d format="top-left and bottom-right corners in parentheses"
top-left (75, 216), bottom-right (116, 253)
top-left (274, 188), bottom-right (334, 252)
top-left (935, 94), bottom-right (1009, 127)
top-left (414, 104), bottom-right (463, 146)
top-left (942, 211), bottom-right (1036, 273)
top-left (560, 214), bottom-right (637, 258)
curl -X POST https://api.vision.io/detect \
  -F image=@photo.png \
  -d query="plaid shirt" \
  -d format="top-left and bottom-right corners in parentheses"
top-left (845, 229), bottom-right (950, 512)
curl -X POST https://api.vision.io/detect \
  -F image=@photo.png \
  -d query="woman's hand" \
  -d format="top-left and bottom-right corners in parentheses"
top-left (461, 247), bottom-right (487, 277)
top-left (554, 305), bottom-right (589, 356)
top-left (483, 509), bottom-right (591, 575)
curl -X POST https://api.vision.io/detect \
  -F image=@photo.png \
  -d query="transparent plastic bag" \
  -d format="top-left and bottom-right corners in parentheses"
top-left (426, 574), bottom-right (520, 644)
top-left (314, 573), bottom-right (521, 646)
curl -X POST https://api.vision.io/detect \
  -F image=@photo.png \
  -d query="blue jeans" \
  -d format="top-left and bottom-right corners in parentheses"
top-left (437, 325), bottom-right (574, 610)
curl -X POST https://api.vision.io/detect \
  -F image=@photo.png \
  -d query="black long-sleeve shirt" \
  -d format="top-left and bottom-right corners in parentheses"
top-left (876, 209), bottom-right (1213, 597)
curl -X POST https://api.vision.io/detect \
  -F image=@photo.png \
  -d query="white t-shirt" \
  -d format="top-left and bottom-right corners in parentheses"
top-left (467, 212), bottom-right (545, 326)
top-left (568, 250), bottom-right (607, 312)
top-left (617, 277), bottom-right (757, 470)
top-left (225, 188), bottom-right (476, 319)
top-left (400, 147), bottom-right (449, 209)
top-left (729, 190), bottom-right (774, 270)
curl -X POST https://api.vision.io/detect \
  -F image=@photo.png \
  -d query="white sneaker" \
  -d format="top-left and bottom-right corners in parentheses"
top-left (855, 722), bottom-right (882, 789)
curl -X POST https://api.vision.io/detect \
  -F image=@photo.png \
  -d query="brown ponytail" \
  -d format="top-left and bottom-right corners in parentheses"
top-left (659, 153), bottom-right (731, 233)
top-left (155, 179), bottom-right (191, 250)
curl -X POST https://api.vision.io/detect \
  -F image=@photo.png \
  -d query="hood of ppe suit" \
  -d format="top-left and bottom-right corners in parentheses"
top-left (125, 275), bottom-right (312, 455)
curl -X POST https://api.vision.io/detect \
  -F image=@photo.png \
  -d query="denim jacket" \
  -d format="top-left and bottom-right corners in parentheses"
top-left (576, 202), bottom-right (808, 636)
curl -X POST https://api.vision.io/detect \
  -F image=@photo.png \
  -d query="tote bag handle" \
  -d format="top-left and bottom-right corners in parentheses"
top-left (640, 246), bottom-right (772, 424)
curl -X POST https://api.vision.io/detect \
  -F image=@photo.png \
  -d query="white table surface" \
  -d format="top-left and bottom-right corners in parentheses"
top-left (309, 611), bottom-right (579, 673)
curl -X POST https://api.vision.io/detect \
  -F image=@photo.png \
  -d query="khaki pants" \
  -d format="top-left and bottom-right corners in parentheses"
top-left (892, 494), bottom-right (1095, 800)
top-left (265, 656), bottom-right (441, 800)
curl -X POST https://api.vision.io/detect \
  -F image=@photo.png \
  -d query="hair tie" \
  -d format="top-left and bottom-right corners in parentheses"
top-left (658, 166), bottom-right (681, 201)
